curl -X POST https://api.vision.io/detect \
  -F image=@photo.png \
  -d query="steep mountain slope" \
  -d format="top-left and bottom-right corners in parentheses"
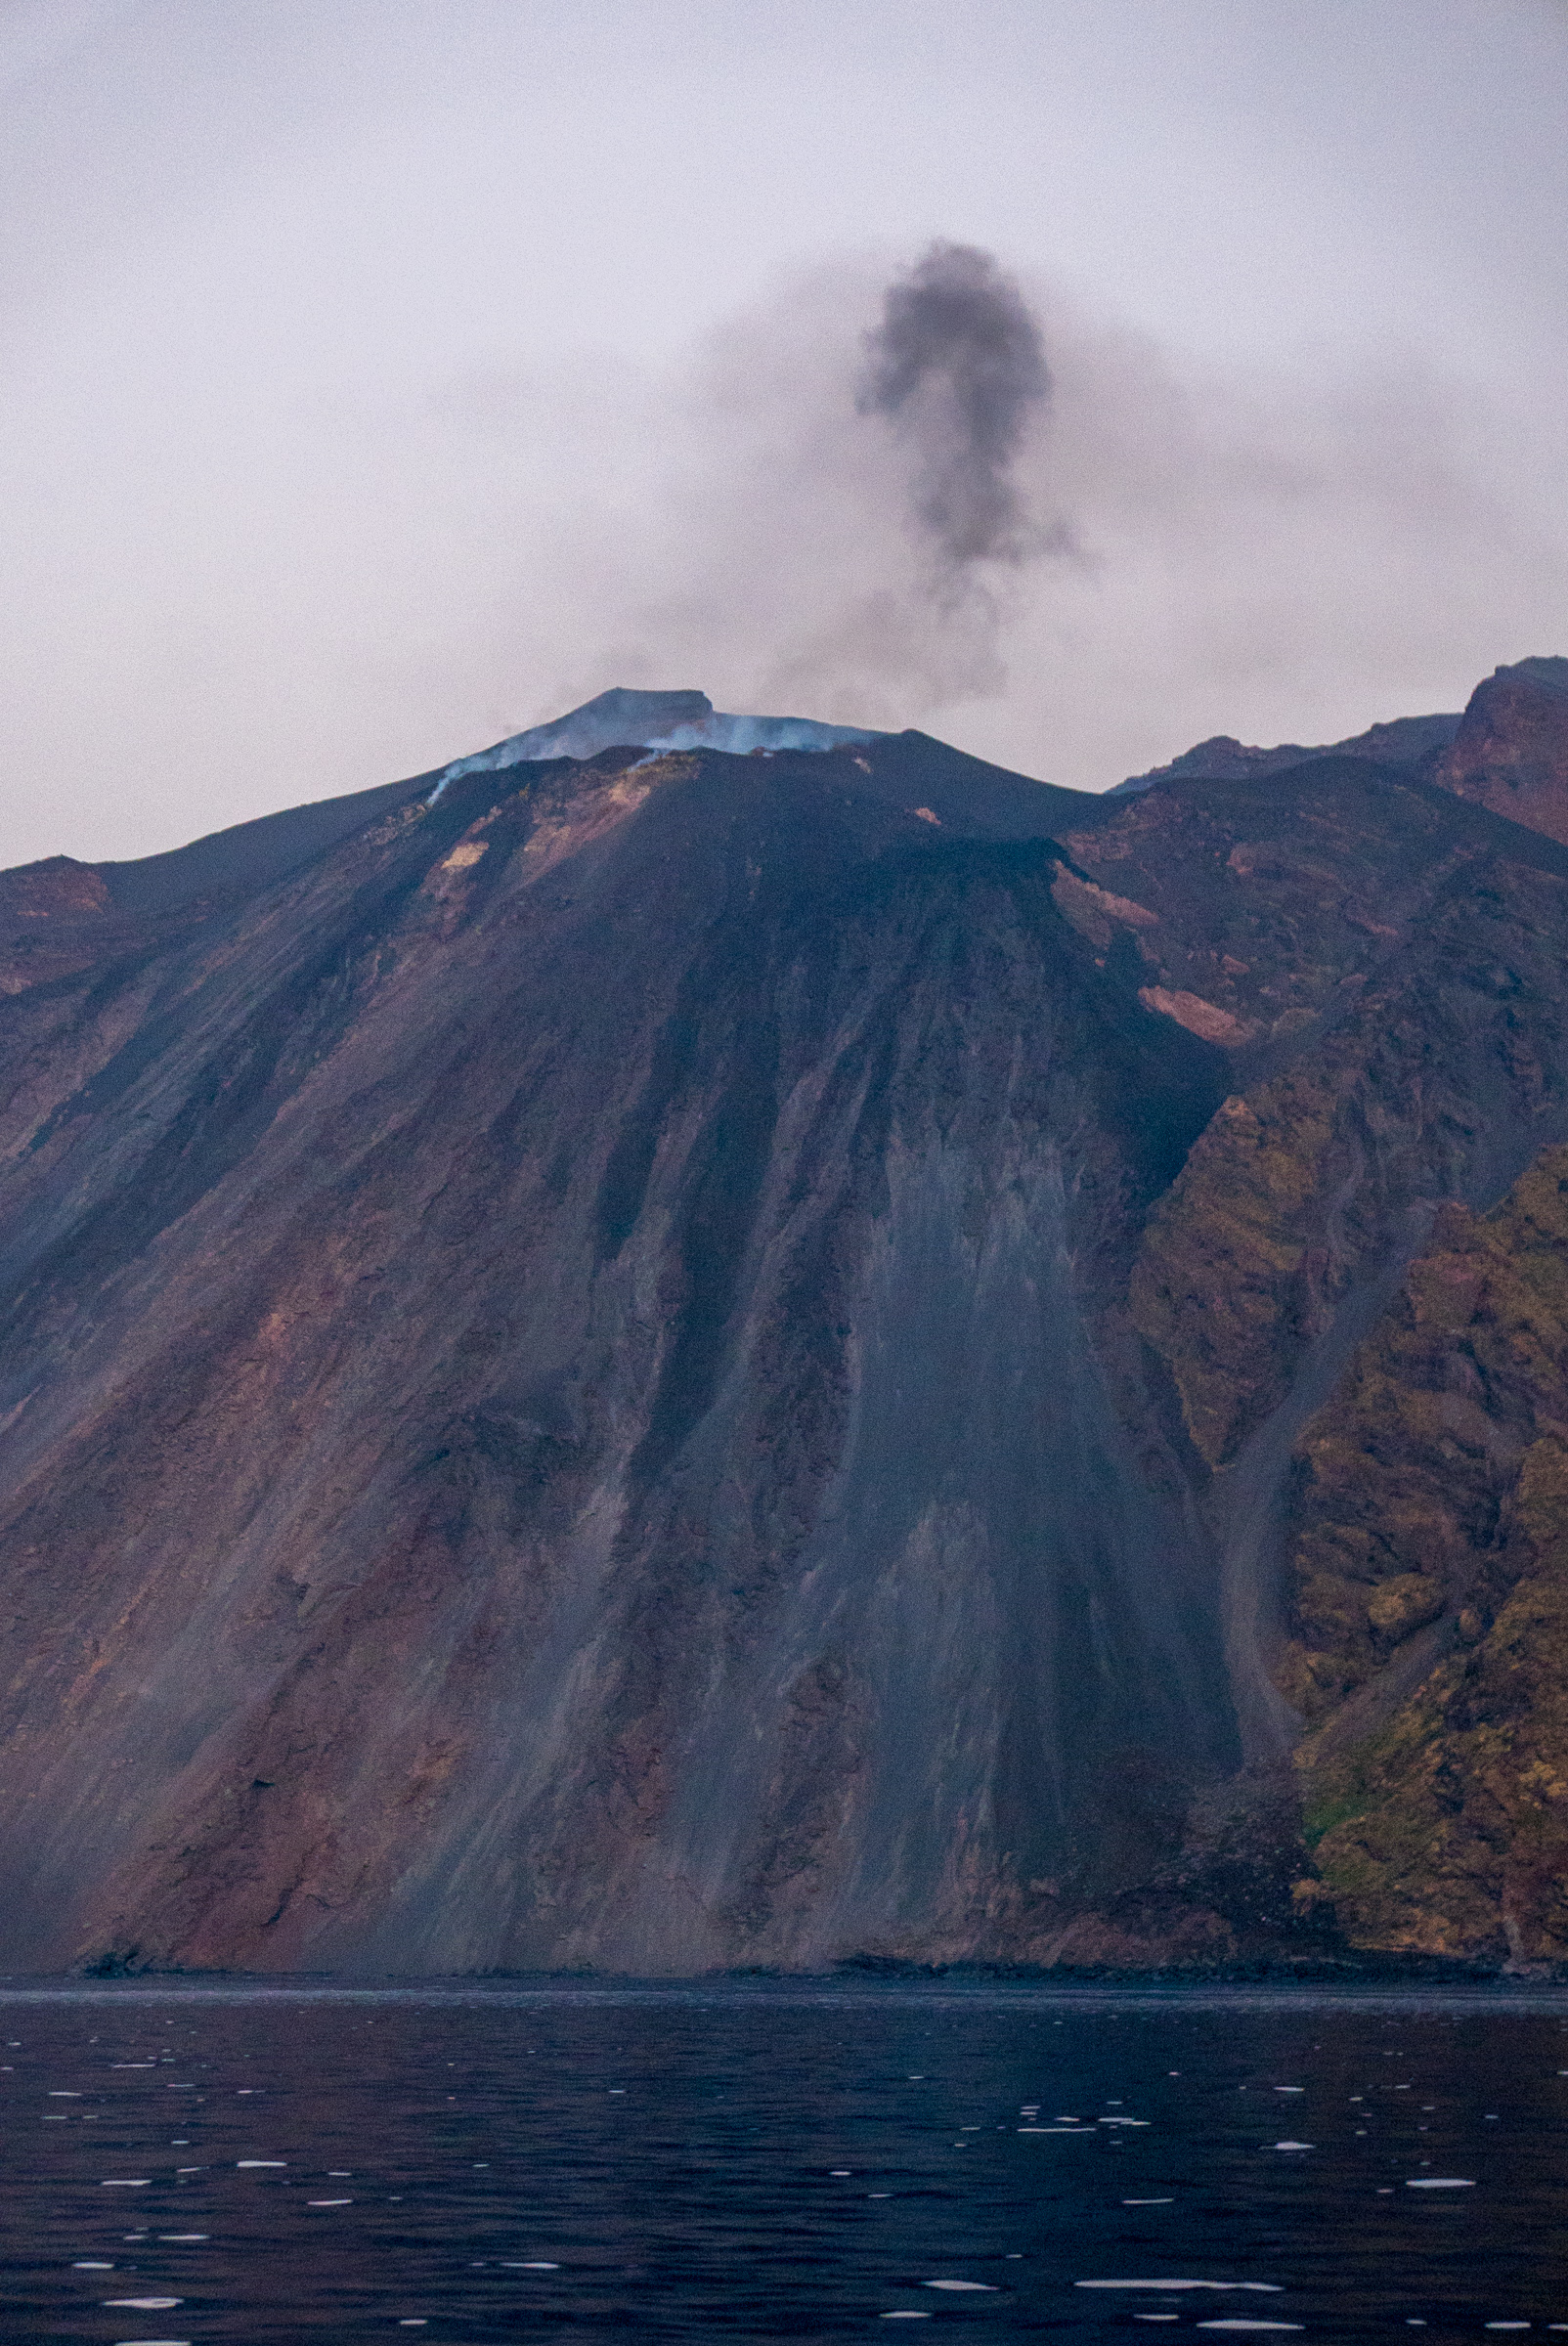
top-left (2, 686), bottom-right (1568, 1975)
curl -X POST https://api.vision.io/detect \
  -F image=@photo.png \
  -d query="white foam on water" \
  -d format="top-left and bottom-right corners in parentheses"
top-left (101, 2179), bottom-right (151, 2187)
top-left (1077, 2282), bottom-right (1285, 2293)
top-left (881, 2315), bottom-right (932, 2322)
top-left (925, 2280), bottom-right (998, 2290)
top-left (1124, 2198), bottom-right (1175, 2205)
top-left (72, 2261), bottom-right (114, 2269)
top-left (307, 2198), bottom-right (352, 2206)
top-left (105, 2302), bottom-right (182, 2311)
top-left (1405, 2178), bottom-right (1475, 2189)
top-left (1272, 2142), bottom-right (1314, 2151)
top-left (157, 2235), bottom-right (206, 2241)
top-left (1197, 2326), bottom-right (1303, 2334)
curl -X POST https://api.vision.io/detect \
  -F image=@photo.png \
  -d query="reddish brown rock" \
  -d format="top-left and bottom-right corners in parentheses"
top-left (1431, 658), bottom-right (1568, 846)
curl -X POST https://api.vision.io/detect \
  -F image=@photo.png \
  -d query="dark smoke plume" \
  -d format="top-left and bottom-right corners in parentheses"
top-left (860, 241), bottom-right (1051, 569)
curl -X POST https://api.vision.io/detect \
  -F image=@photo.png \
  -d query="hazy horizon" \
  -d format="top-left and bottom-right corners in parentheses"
top-left (4, 0), bottom-right (1567, 867)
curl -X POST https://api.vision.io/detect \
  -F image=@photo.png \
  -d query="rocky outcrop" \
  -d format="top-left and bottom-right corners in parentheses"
top-left (1429, 658), bottom-right (1568, 847)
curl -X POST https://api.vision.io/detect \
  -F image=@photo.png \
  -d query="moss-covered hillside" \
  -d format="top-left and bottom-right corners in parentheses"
top-left (1283, 1146), bottom-right (1568, 1963)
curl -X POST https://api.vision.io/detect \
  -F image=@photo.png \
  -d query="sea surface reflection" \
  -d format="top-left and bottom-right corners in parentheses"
top-left (2, 1981), bottom-right (1566, 2339)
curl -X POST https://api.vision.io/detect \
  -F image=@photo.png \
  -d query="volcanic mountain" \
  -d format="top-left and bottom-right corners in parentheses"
top-left (3, 676), bottom-right (1568, 1975)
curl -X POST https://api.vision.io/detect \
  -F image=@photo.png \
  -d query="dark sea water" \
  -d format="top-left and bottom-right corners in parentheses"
top-left (2, 1982), bottom-right (1566, 2342)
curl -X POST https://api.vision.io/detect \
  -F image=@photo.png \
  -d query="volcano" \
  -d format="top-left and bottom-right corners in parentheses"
top-left (3, 673), bottom-right (1568, 1974)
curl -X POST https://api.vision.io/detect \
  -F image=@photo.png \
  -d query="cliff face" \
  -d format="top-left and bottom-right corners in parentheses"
top-left (1426, 658), bottom-right (1568, 846)
top-left (2, 694), bottom-right (1568, 1975)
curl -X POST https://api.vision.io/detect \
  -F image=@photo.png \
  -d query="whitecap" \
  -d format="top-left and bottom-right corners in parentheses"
top-left (925, 2280), bottom-right (998, 2290)
top-left (1405, 2178), bottom-right (1475, 2189)
top-left (1272, 2142), bottom-right (1314, 2151)
top-left (101, 2179), bottom-right (151, 2188)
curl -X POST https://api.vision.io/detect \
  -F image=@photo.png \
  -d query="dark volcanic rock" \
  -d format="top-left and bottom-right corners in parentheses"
top-left (3, 690), bottom-right (1568, 1977)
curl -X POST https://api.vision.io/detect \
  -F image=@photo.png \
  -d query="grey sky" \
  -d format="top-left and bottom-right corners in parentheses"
top-left (4, 0), bottom-right (1567, 865)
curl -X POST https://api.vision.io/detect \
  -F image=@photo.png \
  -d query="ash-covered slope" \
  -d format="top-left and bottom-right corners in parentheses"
top-left (0, 726), bottom-right (1235, 1974)
top-left (3, 691), bottom-right (1568, 1974)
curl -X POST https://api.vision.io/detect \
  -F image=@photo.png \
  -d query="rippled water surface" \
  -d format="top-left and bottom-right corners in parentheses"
top-left (2, 1981), bottom-right (1566, 2340)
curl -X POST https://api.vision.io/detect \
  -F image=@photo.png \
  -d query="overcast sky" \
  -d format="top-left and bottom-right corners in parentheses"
top-left (4, 0), bottom-right (1567, 866)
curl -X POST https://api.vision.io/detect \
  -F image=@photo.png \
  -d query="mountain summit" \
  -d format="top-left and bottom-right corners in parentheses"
top-left (429, 687), bottom-right (883, 796)
top-left (2, 670), bottom-right (1568, 1974)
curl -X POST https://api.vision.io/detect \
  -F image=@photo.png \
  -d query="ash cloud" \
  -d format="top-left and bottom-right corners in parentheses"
top-left (859, 241), bottom-right (1052, 571)
top-left (8, 241), bottom-right (1568, 865)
